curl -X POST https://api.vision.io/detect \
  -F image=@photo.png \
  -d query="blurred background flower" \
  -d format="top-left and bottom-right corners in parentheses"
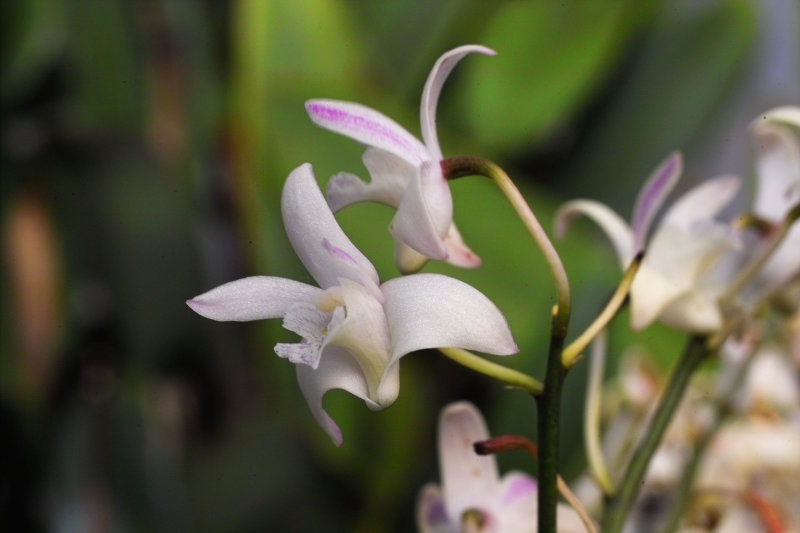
top-left (1, 1), bottom-right (798, 532)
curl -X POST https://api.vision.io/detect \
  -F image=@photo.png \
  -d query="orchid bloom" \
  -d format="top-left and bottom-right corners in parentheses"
top-left (747, 106), bottom-right (800, 299)
top-left (187, 164), bottom-right (517, 445)
top-left (416, 402), bottom-right (584, 533)
top-left (555, 152), bottom-right (740, 332)
top-left (305, 45), bottom-right (495, 274)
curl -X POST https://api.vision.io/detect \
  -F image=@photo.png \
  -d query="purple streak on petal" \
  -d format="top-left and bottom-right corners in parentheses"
top-left (306, 102), bottom-right (426, 165)
top-left (425, 498), bottom-right (449, 525)
top-left (322, 238), bottom-right (358, 266)
top-left (501, 476), bottom-right (537, 506)
top-left (631, 152), bottom-right (683, 252)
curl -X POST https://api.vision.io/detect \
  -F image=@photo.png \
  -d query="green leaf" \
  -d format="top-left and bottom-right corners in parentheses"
top-left (460, 0), bottom-right (656, 152)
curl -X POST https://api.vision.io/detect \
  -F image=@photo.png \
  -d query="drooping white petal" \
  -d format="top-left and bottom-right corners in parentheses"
top-left (631, 152), bottom-right (682, 251)
top-left (437, 402), bottom-right (499, 520)
top-left (420, 45), bottom-right (496, 160)
top-left (752, 123), bottom-right (800, 220)
top-left (305, 99), bottom-right (430, 165)
top-left (443, 223), bottom-right (482, 268)
top-left (282, 164), bottom-right (380, 291)
top-left (555, 199), bottom-right (635, 267)
top-left (295, 345), bottom-right (377, 447)
top-left (663, 176), bottom-right (741, 229)
top-left (415, 484), bottom-right (452, 533)
top-left (381, 273), bottom-right (518, 370)
top-left (186, 276), bottom-right (321, 321)
top-left (323, 278), bottom-right (395, 405)
top-left (389, 161), bottom-right (452, 261)
top-left (326, 148), bottom-right (417, 212)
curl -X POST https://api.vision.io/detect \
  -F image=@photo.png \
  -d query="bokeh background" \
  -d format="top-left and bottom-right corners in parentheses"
top-left (2, 1), bottom-right (798, 531)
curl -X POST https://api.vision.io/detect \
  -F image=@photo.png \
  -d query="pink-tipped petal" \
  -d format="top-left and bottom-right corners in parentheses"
top-left (282, 164), bottom-right (379, 290)
top-left (495, 472), bottom-right (538, 532)
top-left (305, 99), bottom-right (430, 165)
top-left (187, 276), bottom-right (321, 321)
top-left (437, 402), bottom-right (499, 518)
top-left (443, 224), bottom-right (482, 268)
top-left (381, 273), bottom-right (518, 370)
top-left (631, 152), bottom-right (683, 251)
top-left (555, 200), bottom-right (634, 268)
top-left (420, 45), bottom-right (497, 160)
top-left (295, 345), bottom-right (378, 447)
top-left (389, 162), bottom-right (452, 261)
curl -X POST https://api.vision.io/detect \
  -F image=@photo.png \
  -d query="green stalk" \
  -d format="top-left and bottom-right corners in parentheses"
top-left (601, 335), bottom-right (712, 533)
top-left (442, 156), bottom-right (572, 533)
top-left (437, 347), bottom-right (543, 395)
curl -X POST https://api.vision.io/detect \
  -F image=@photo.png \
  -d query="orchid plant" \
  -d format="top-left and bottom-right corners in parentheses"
top-left (188, 39), bottom-right (800, 533)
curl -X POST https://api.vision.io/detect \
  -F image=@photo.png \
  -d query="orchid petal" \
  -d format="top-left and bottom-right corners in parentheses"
top-left (326, 148), bottom-right (417, 212)
top-left (752, 123), bottom-right (800, 220)
top-left (443, 223), bottom-right (482, 268)
top-left (495, 473), bottom-right (538, 533)
top-left (415, 484), bottom-right (451, 533)
top-left (631, 152), bottom-right (682, 251)
top-left (381, 273), bottom-right (518, 371)
top-left (420, 45), bottom-right (496, 160)
top-left (305, 99), bottom-right (430, 165)
top-left (324, 279), bottom-right (395, 405)
top-left (186, 276), bottom-right (321, 321)
top-left (282, 164), bottom-right (379, 290)
top-left (663, 176), bottom-right (741, 229)
top-left (629, 265), bottom-right (684, 331)
top-left (659, 291), bottom-right (723, 332)
top-left (753, 106), bottom-right (800, 129)
top-left (648, 221), bottom-right (735, 286)
top-left (555, 200), bottom-right (634, 267)
top-left (295, 345), bottom-right (376, 446)
top-left (389, 161), bottom-right (452, 262)
top-left (437, 402), bottom-right (499, 519)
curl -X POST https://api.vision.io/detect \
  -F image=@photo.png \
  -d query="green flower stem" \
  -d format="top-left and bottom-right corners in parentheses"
top-left (441, 156), bottom-right (572, 533)
top-left (441, 156), bottom-right (571, 334)
top-left (562, 254), bottom-right (642, 368)
top-left (601, 335), bottom-right (714, 533)
top-left (536, 335), bottom-right (567, 533)
top-left (584, 330), bottom-right (615, 495)
top-left (659, 344), bottom-right (757, 533)
top-left (437, 347), bottom-right (543, 395)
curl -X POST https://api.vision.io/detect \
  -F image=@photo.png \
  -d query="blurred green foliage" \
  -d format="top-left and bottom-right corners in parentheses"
top-left (1, 0), bottom-right (795, 531)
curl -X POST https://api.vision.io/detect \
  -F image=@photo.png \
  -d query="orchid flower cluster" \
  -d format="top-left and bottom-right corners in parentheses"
top-left (188, 44), bottom-right (800, 533)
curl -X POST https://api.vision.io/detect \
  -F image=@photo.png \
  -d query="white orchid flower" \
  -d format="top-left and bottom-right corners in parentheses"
top-left (555, 153), bottom-right (741, 332)
top-left (747, 106), bottom-right (800, 299)
top-left (305, 45), bottom-right (496, 273)
top-left (187, 164), bottom-right (517, 445)
top-left (416, 402), bottom-right (585, 533)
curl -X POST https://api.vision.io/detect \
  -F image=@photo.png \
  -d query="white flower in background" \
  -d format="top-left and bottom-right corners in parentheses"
top-left (746, 106), bottom-right (800, 300)
top-left (187, 164), bottom-right (517, 445)
top-left (305, 45), bottom-right (495, 273)
top-left (416, 402), bottom-right (584, 533)
top-left (555, 152), bottom-right (741, 332)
